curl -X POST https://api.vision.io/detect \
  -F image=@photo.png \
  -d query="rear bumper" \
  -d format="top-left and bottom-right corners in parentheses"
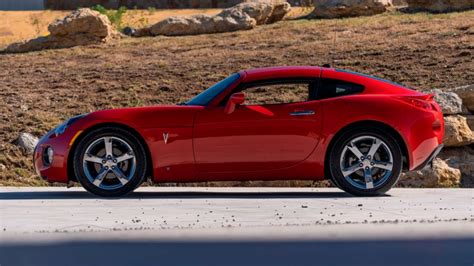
top-left (404, 103), bottom-right (444, 171)
top-left (412, 144), bottom-right (444, 171)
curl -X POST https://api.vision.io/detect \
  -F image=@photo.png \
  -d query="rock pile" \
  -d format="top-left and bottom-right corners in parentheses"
top-left (400, 85), bottom-right (474, 188)
top-left (5, 8), bottom-right (119, 53)
top-left (405, 0), bottom-right (473, 13)
top-left (310, 0), bottom-right (390, 19)
top-left (134, 1), bottom-right (291, 37)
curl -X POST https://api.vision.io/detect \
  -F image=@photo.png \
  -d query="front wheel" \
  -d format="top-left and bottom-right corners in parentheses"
top-left (73, 127), bottom-right (147, 197)
top-left (329, 127), bottom-right (402, 196)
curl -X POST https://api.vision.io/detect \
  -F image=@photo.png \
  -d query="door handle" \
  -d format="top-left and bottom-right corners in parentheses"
top-left (289, 110), bottom-right (315, 116)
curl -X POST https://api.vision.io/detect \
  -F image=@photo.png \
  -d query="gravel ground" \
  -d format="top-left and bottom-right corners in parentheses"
top-left (1, 187), bottom-right (472, 234)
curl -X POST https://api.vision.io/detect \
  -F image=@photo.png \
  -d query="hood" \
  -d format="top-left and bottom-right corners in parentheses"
top-left (85, 105), bottom-right (204, 129)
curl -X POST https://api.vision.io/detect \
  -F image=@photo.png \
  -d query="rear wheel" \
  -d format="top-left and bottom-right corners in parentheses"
top-left (329, 127), bottom-right (402, 196)
top-left (73, 127), bottom-right (147, 197)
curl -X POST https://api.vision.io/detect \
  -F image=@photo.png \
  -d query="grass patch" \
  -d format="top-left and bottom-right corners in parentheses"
top-left (91, 5), bottom-right (127, 31)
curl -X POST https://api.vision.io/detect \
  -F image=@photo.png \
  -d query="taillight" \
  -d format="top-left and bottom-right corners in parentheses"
top-left (398, 94), bottom-right (435, 111)
top-left (432, 119), bottom-right (442, 130)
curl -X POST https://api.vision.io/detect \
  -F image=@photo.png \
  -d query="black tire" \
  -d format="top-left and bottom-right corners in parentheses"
top-left (329, 126), bottom-right (402, 196)
top-left (73, 127), bottom-right (147, 197)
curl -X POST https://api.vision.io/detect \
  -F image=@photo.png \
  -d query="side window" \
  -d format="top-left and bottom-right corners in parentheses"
top-left (243, 82), bottom-right (311, 106)
top-left (317, 79), bottom-right (364, 100)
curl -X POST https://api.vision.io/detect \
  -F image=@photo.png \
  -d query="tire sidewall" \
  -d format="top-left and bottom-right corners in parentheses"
top-left (73, 127), bottom-right (147, 197)
top-left (329, 127), bottom-right (402, 196)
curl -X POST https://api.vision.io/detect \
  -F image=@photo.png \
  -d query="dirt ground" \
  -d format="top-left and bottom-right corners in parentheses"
top-left (0, 9), bottom-right (473, 186)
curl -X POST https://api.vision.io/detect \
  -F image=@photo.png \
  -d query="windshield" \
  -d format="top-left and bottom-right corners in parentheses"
top-left (186, 73), bottom-right (240, 106)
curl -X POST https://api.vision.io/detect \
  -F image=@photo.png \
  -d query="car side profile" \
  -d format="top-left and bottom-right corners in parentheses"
top-left (34, 66), bottom-right (444, 197)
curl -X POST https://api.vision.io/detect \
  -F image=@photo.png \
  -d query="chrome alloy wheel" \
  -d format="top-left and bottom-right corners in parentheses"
top-left (82, 136), bottom-right (136, 190)
top-left (340, 135), bottom-right (394, 190)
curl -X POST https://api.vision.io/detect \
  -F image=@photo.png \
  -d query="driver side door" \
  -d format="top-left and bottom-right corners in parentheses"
top-left (193, 79), bottom-right (323, 175)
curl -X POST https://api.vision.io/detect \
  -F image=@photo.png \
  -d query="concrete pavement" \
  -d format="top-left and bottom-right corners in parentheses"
top-left (0, 187), bottom-right (473, 265)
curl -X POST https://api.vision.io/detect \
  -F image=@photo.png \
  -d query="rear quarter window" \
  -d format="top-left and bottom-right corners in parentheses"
top-left (317, 79), bottom-right (365, 100)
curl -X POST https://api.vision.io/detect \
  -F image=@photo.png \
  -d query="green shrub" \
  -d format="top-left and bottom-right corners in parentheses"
top-left (91, 5), bottom-right (127, 30)
top-left (147, 7), bottom-right (157, 15)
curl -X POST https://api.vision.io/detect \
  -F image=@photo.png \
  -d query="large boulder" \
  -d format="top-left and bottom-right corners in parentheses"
top-left (15, 133), bottom-right (38, 155)
top-left (443, 115), bottom-right (474, 147)
top-left (431, 89), bottom-right (464, 115)
top-left (400, 158), bottom-right (461, 188)
top-left (48, 8), bottom-right (112, 38)
top-left (150, 13), bottom-right (256, 36)
top-left (241, 0), bottom-right (292, 24)
top-left (451, 85), bottom-right (474, 113)
top-left (5, 9), bottom-right (118, 53)
top-left (265, 1), bottom-right (292, 23)
top-left (148, 1), bottom-right (291, 37)
top-left (311, 0), bottom-right (388, 18)
top-left (406, 0), bottom-right (473, 13)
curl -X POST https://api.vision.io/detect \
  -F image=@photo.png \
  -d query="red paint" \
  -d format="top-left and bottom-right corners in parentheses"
top-left (34, 66), bottom-right (444, 184)
top-left (224, 92), bottom-right (245, 114)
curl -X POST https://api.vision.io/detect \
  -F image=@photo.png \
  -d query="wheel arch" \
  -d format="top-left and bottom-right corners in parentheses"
top-left (67, 122), bottom-right (153, 182)
top-left (324, 120), bottom-right (410, 181)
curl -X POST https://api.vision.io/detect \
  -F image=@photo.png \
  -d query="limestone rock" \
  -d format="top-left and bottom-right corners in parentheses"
top-left (240, 0), bottom-right (292, 24)
top-left (438, 146), bottom-right (474, 188)
top-left (266, 1), bottom-right (292, 23)
top-left (400, 158), bottom-right (461, 188)
top-left (15, 133), bottom-right (39, 155)
top-left (148, 1), bottom-right (290, 37)
top-left (48, 8), bottom-right (112, 38)
top-left (431, 89), bottom-right (463, 115)
top-left (443, 115), bottom-right (474, 147)
top-left (405, 0), bottom-right (473, 13)
top-left (227, 2), bottom-right (274, 25)
top-left (451, 85), bottom-right (474, 113)
top-left (133, 27), bottom-right (152, 37)
top-left (5, 8), bottom-right (118, 53)
top-left (311, 0), bottom-right (388, 18)
top-left (150, 14), bottom-right (256, 36)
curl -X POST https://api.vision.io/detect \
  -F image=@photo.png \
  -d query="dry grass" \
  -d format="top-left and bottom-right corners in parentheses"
top-left (0, 9), bottom-right (222, 47)
top-left (0, 8), bottom-right (312, 48)
top-left (0, 9), bottom-right (473, 186)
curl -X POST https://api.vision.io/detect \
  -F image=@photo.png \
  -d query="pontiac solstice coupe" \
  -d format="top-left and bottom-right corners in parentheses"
top-left (34, 66), bottom-right (444, 197)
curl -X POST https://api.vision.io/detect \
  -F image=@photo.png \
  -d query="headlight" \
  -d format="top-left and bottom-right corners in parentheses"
top-left (53, 114), bottom-right (88, 137)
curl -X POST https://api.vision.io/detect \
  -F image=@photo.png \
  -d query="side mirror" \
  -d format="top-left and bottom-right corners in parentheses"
top-left (224, 92), bottom-right (245, 114)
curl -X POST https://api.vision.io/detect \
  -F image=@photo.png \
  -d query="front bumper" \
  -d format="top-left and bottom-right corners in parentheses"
top-left (33, 130), bottom-right (75, 184)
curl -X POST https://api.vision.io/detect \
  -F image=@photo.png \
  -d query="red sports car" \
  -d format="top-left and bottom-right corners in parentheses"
top-left (34, 66), bottom-right (444, 197)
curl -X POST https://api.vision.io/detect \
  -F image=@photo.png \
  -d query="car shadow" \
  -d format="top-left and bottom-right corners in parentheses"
top-left (0, 190), bottom-right (377, 200)
top-left (0, 238), bottom-right (472, 266)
